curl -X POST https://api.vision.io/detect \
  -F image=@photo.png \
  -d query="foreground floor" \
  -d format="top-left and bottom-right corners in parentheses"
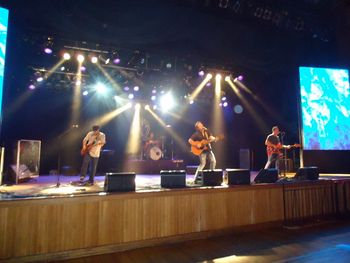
top-left (53, 220), bottom-right (350, 263)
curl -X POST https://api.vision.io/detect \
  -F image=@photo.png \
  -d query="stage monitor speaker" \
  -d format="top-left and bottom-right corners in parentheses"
top-left (160, 170), bottom-right (186, 188)
top-left (295, 167), bottom-right (319, 181)
top-left (104, 172), bottom-right (136, 192)
top-left (202, 169), bottom-right (223, 186)
top-left (226, 169), bottom-right (251, 185)
top-left (254, 168), bottom-right (278, 184)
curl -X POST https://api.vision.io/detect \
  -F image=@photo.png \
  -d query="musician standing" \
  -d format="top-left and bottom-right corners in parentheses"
top-left (80, 125), bottom-right (106, 185)
top-left (188, 121), bottom-right (217, 183)
top-left (264, 126), bottom-right (290, 171)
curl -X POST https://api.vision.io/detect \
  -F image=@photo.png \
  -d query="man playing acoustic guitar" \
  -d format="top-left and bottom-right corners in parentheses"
top-left (188, 121), bottom-right (218, 184)
top-left (80, 125), bottom-right (106, 185)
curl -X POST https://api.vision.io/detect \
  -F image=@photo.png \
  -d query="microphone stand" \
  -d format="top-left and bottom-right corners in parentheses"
top-left (280, 132), bottom-right (287, 178)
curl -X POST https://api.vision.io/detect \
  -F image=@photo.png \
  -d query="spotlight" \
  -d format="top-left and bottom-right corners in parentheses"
top-left (60, 66), bottom-right (65, 71)
top-left (91, 56), bottom-right (98, 64)
top-left (105, 58), bottom-right (110, 64)
top-left (160, 92), bottom-right (175, 112)
top-left (215, 74), bottom-right (222, 80)
top-left (28, 84), bottom-right (36, 90)
top-left (207, 73), bottom-right (213, 79)
top-left (206, 82), bottom-right (212, 87)
top-left (223, 102), bottom-right (228, 107)
top-left (80, 66), bottom-right (86, 72)
top-left (134, 86), bottom-right (139, 91)
top-left (198, 70), bottom-right (205, 77)
top-left (82, 90), bottom-right (89, 96)
top-left (77, 54), bottom-right (85, 63)
top-left (36, 77), bottom-right (44, 82)
top-left (234, 104), bottom-right (243, 114)
top-left (135, 103), bottom-right (141, 109)
top-left (113, 58), bottom-right (121, 64)
top-left (127, 102), bottom-right (133, 108)
top-left (152, 89), bottom-right (157, 94)
top-left (145, 105), bottom-right (150, 110)
top-left (166, 63), bottom-right (172, 69)
top-left (224, 76), bottom-right (230, 82)
top-left (237, 75), bottom-right (244, 81)
top-left (124, 86), bottom-right (130, 91)
top-left (189, 100), bottom-right (194, 104)
top-left (63, 53), bottom-right (71, 60)
top-left (44, 48), bottom-right (53, 54)
top-left (153, 105), bottom-right (157, 110)
top-left (128, 93), bottom-right (134, 100)
top-left (94, 83), bottom-right (107, 94)
top-left (76, 80), bottom-right (81, 86)
top-left (151, 95), bottom-right (156, 101)
top-left (221, 97), bottom-right (227, 101)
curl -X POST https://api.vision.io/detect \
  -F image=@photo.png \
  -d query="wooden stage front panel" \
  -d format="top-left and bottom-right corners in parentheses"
top-left (0, 184), bottom-right (283, 261)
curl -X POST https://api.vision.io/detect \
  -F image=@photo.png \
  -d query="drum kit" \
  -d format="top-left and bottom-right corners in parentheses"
top-left (144, 139), bottom-right (163, 160)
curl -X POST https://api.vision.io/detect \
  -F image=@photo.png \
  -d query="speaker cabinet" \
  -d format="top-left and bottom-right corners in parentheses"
top-left (226, 169), bottom-right (251, 185)
top-left (202, 169), bottom-right (223, 186)
top-left (160, 170), bottom-right (186, 188)
top-left (104, 172), bottom-right (136, 192)
top-left (254, 168), bottom-right (278, 184)
top-left (295, 167), bottom-right (319, 181)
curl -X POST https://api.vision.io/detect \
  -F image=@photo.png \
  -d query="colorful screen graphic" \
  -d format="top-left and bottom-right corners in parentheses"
top-left (299, 66), bottom-right (350, 150)
top-left (0, 7), bottom-right (8, 117)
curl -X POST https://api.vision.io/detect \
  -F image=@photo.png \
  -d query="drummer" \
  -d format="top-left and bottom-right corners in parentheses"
top-left (144, 132), bottom-right (160, 148)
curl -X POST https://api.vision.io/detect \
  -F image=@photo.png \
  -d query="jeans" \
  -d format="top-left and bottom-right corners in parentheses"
top-left (194, 151), bottom-right (217, 181)
top-left (264, 153), bottom-right (280, 171)
top-left (80, 154), bottom-right (99, 182)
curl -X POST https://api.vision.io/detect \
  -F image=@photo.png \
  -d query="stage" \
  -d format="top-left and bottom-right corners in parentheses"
top-left (0, 170), bottom-right (350, 262)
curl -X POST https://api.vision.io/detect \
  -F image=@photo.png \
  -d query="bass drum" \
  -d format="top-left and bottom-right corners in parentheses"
top-left (149, 146), bottom-right (162, 161)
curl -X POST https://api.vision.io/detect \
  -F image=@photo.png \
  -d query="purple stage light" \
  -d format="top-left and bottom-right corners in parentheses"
top-left (206, 82), bottom-right (212, 87)
top-left (237, 75), bottom-right (243, 81)
top-left (198, 70), bottom-right (205, 77)
top-left (223, 102), bottom-right (228, 107)
top-left (113, 58), bottom-right (121, 64)
top-left (28, 84), bottom-right (36, 90)
top-left (124, 86), bottom-right (130, 91)
top-left (80, 66), bottom-right (86, 72)
top-left (44, 48), bottom-right (52, 54)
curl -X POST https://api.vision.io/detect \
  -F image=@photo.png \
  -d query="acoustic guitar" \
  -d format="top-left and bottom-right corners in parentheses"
top-left (80, 143), bottom-right (94, 156)
top-left (191, 135), bottom-right (224, 156)
top-left (266, 143), bottom-right (301, 157)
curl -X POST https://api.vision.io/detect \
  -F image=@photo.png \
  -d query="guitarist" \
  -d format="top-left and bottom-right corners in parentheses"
top-left (188, 121), bottom-right (217, 183)
top-left (264, 126), bottom-right (291, 171)
top-left (80, 125), bottom-right (106, 185)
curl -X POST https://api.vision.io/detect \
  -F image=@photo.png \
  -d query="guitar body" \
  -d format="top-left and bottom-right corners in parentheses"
top-left (190, 135), bottom-right (224, 156)
top-left (80, 144), bottom-right (93, 156)
top-left (266, 143), bottom-right (301, 157)
top-left (191, 139), bottom-right (210, 156)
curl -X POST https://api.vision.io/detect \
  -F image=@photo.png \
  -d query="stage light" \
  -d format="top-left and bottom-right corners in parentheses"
top-left (219, 102), bottom-right (223, 107)
top-left (151, 95), bottom-right (156, 101)
top-left (145, 105), bottom-right (150, 110)
top-left (82, 90), bottom-right (89, 96)
top-left (198, 70), bottom-right (205, 77)
top-left (234, 104), bottom-right (243, 114)
top-left (225, 76), bottom-right (230, 82)
top-left (189, 100), bottom-right (194, 104)
top-left (77, 54), bottom-right (85, 63)
top-left (223, 102), bottom-right (228, 107)
top-left (94, 83), bottom-right (107, 94)
top-left (216, 74), bottom-right (222, 80)
top-left (60, 66), bottom-right (65, 71)
top-left (207, 73), bottom-right (213, 79)
top-left (105, 58), bottom-right (110, 64)
top-left (127, 102), bottom-right (133, 108)
top-left (166, 63), bottom-right (172, 69)
top-left (63, 53), bottom-right (71, 60)
top-left (152, 89), bottom-right (157, 94)
top-left (36, 77), bottom-right (44, 82)
top-left (124, 86), bottom-right (129, 91)
top-left (80, 66), bottom-right (86, 72)
top-left (28, 84), bottom-right (36, 90)
top-left (237, 75), bottom-right (244, 81)
top-left (76, 80), bottom-right (81, 86)
top-left (206, 82), bottom-right (212, 87)
top-left (160, 92), bottom-right (175, 112)
top-left (222, 97), bottom-right (227, 101)
top-left (44, 48), bottom-right (52, 54)
top-left (113, 58), bottom-right (121, 64)
top-left (153, 105), bottom-right (157, 110)
top-left (135, 103), bottom-right (141, 109)
top-left (134, 86), bottom-right (139, 91)
top-left (128, 93), bottom-right (134, 100)
top-left (91, 56), bottom-right (98, 64)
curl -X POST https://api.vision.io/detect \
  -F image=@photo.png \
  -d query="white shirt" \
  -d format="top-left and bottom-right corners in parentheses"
top-left (83, 131), bottom-right (106, 158)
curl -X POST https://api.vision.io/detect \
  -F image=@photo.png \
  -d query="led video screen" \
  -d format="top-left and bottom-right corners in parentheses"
top-left (0, 7), bottom-right (8, 116)
top-left (299, 66), bottom-right (350, 150)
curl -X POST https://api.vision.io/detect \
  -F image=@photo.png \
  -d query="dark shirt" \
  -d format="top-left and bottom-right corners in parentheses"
top-left (190, 129), bottom-right (213, 151)
top-left (266, 134), bottom-right (280, 146)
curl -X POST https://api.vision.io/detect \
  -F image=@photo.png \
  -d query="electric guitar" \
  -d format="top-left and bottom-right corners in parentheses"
top-left (266, 143), bottom-right (301, 157)
top-left (191, 134), bottom-right (224, 156)
top-left (80, 143), bottom-right (94, 156)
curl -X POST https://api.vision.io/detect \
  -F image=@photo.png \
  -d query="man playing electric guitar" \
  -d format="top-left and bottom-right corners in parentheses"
top-left (264, 126), bottom-right (292, 172)
top-left (80, 125), bottom-right (106, 185)
top-left (188, 121), bottom-right (218, 184)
